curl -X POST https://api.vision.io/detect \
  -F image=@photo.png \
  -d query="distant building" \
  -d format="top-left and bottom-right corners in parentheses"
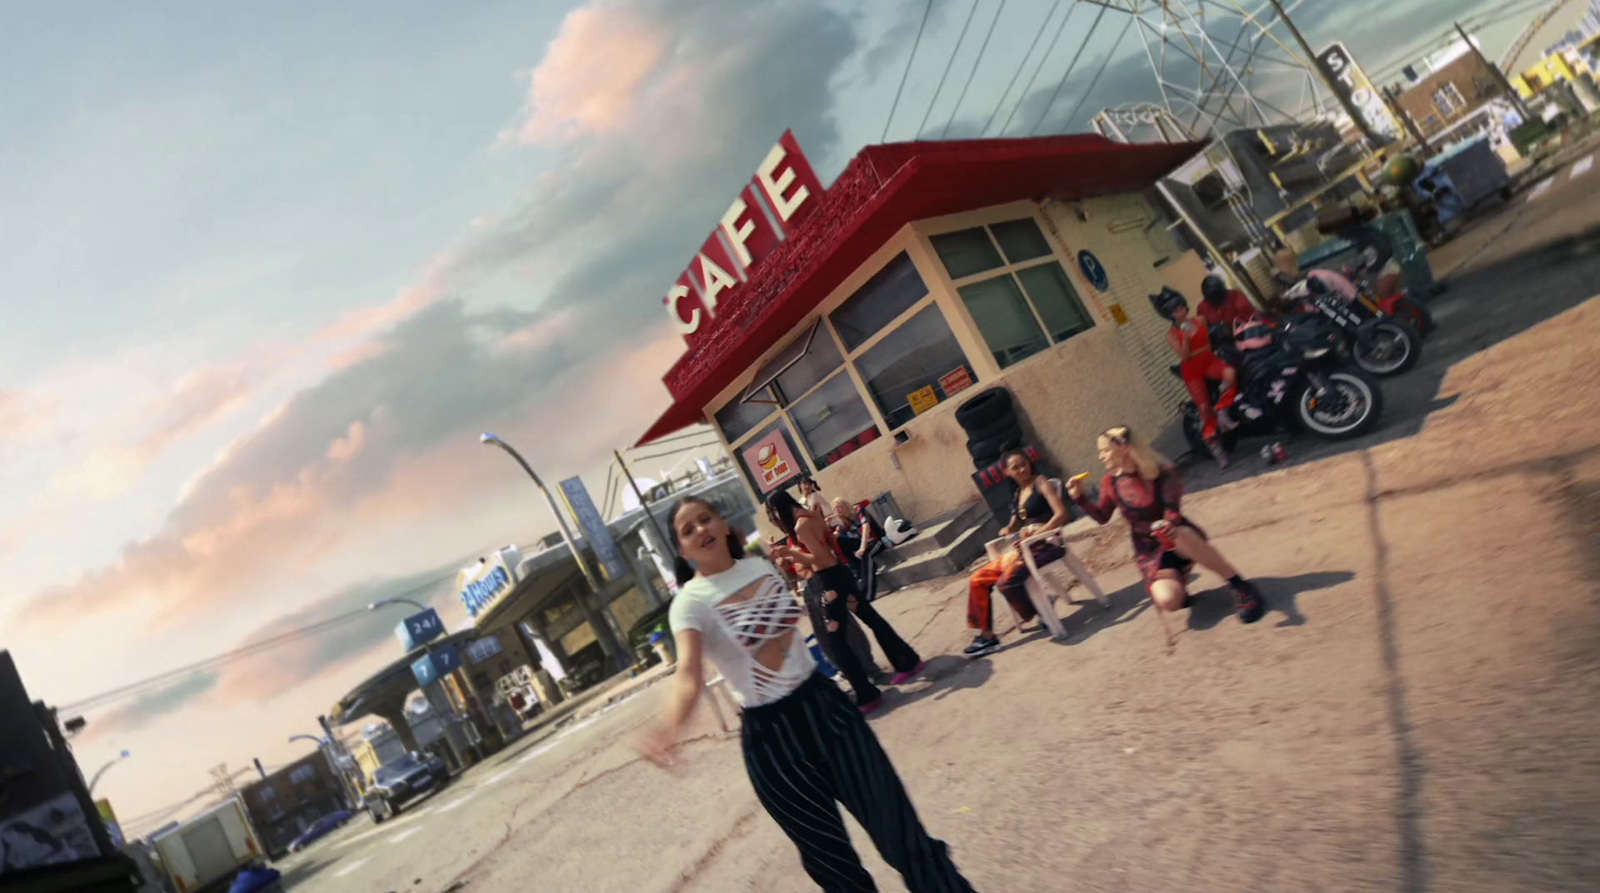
top-left (1395, 49), bottom-right (1507, 138)
top-left (238, 750), bottom-right (346, 858)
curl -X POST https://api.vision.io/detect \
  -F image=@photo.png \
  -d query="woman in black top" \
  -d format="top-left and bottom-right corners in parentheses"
top-left (962, 451), bottom-right (1071, 658)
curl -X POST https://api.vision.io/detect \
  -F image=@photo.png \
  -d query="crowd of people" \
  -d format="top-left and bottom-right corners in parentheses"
top-left (638, 391), bottom-right (1276, 892)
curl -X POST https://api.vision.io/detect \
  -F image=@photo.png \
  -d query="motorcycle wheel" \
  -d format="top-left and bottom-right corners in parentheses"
top-left (1353, 319), bottom-right (1421, 376)
top-left (1295, 370), bottom-right (1383, 439)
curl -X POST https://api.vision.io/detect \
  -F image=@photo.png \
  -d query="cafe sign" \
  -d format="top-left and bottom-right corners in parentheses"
top-left (663, 130), bottom-right (824, 346)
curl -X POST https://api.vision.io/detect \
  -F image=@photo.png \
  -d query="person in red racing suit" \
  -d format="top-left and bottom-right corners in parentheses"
top-left (1151, 286), bottom-right (1237, 468)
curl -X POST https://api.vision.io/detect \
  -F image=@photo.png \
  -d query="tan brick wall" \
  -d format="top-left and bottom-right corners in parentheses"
top-left (1038, 192), bottom-right (1210, 418)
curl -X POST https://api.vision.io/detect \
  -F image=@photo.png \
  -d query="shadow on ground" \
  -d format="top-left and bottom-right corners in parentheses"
top-left (1170, 226), bottom-right (1600, 495)
top-left (876, 655), bottom-right (994, 715)
top-left (1184, 570), bottom-right (1354, 631)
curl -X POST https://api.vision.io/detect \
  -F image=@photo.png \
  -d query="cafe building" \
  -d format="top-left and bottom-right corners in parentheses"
top-left (637, 132), bottom-right (1214, 523)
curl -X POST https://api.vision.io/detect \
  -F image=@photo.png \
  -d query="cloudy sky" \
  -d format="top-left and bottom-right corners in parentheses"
top-left (0, 0), bottom-right (1530, 825)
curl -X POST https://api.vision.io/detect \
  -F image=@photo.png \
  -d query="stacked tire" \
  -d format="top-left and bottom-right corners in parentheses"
top-left (956, 388), bottom-right (1023, 470)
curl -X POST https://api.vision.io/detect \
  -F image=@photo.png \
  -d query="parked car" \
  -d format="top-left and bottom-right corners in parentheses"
top-left (365, 753), bottom-right (448, 823)
top-left (285, 809), bottom-right (352, 853)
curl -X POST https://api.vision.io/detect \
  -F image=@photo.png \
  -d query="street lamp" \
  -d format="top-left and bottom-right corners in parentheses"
top-left (479, 433), bottom-right (601, 590)
top-left (368, 597), bottom-right (430, 614)
top-left (88, 750), bottom-right (131, 795)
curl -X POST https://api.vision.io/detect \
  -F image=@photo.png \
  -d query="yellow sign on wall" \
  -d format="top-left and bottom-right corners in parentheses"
top-left (1108, 303), bottom-right (1130, 325)
top-left (908, 385), bottom-right (939, 416)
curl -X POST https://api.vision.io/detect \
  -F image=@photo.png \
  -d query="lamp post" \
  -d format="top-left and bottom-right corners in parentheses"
top-left (368, 597), bottom-right (430, 615)
top-left (480, 433), bottom-right (629, 672)
top-left (88, 750), bottom-right (131, 796)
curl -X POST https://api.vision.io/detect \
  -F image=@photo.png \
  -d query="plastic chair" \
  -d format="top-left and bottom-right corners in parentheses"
top-left (985, 479), bottom-right (1110, 641)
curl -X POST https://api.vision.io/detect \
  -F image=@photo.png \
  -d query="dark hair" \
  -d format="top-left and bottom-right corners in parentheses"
top-left (669, 497), bottom-right (745, 586)
top-left (999, 449), bottom-right (1037, 501)
top-left (798, 475), bottom-right (819, 493)
top-left (765, 490), bottom-right (804, 538)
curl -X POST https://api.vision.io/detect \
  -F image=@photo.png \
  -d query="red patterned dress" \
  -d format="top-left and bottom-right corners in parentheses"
top-left (1072, 466), bottom-right (1204, 592)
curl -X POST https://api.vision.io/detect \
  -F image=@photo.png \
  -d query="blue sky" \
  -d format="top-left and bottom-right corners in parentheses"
top-left (0, 0), bottom-right (1528, 822)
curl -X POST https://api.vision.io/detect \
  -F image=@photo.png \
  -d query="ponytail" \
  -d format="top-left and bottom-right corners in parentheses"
top-left (672, 555), bottom-right (696, 586)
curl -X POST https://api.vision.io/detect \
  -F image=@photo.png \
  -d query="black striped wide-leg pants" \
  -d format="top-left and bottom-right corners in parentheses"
top-left (741, 674), bottom-right (977, 893)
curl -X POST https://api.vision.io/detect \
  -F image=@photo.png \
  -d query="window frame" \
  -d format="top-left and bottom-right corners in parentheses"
top-left (936, 218), bottom-right (1095, 369)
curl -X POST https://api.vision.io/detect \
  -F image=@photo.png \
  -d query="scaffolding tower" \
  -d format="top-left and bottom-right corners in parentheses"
top-left (1082, 0), bottom-right (1331, 143)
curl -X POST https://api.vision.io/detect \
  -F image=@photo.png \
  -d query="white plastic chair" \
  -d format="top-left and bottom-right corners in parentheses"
top-left (987, 480), bottom-right (1110, 641)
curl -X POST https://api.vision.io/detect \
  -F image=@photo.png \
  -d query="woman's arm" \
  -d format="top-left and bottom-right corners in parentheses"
top-left (638, 628), bottom-right (705, 768)
top-left (1067, 475), bottom-right (1117, 525)
top-left (1167, 326), bottom-right (1192, 360)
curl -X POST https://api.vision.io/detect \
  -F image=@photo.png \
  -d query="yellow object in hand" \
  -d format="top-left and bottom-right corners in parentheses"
top-left (1070, 472), bottom-right (1091, 484)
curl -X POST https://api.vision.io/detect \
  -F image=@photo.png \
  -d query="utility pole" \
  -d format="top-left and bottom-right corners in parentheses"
top-left (1382, 85), bottom-right (1432, 154)
top-left (1455, 21), bottom-right (1531, 119)
top-left (1265, 0), bottom-right (1380, 145)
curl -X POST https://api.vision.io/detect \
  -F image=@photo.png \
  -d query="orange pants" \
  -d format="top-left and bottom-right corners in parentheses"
top-left (966, 538), bottom-right (1064, 632)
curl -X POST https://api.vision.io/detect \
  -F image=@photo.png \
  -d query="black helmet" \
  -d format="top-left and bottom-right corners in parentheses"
top-left (1148, 286), bottom-right (1188, 321)
top-left (1201, 275), bottom-right (1228, 306)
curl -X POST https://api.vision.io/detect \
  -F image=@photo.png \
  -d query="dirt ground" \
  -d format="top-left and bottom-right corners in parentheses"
top-left (388, 294), bottom-right (1600, 893)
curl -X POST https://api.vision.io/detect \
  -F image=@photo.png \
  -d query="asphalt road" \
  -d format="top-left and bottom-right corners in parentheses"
top-left (269, 145), bottom-right (1600, 893)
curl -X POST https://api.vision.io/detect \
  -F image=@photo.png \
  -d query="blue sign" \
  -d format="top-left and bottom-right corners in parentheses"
top-left (458, 559), bottom-right (515, 617)
top-left (560, 476), bottom-right (629, 581)
top-left (1078, 249), bottom-right (1110, 291)
top-left (396, 609), bottom-right (446, 652)
top-left (411, 644), bottom-right (462, 687)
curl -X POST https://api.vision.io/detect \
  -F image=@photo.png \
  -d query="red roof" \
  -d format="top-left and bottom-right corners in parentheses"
top-left (636, 133), bottom-right (1204, 445)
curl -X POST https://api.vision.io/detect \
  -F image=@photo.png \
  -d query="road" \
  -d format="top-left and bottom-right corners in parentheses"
top-left (275, 149), bottom-right (1600, 892)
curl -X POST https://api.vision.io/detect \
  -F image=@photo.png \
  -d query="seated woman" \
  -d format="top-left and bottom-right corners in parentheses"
top-left (963, 450), bottom-right (1071, 658)
top-left (1067, 426), bottom-right (1265, 624)
top-left (1152, 286), bottom-right (1239, 468)
top-left (832, 496), bottom-right (889, 602)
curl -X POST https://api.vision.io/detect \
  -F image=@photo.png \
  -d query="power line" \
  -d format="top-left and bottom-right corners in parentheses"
top-left (882, 0), bottom-right (938, 142)
top-left (997, 0), bottom-right (1076, 135)
top-left (636, 426), bottom-right (718, 448)
top-left (59, 569), bottom-right (461, 715)
top-left (1058, 12), bottom-right (1138, 134)
top-left (982, 0), bottom-right (1062, 136)
top-left (1029, 1), bottom-right (1109, 134)
top-left (915, 0), bottom-right (982, 138)
top-left (940, 0), bottom-right (1007, 137)
top-left (627, 437), bottom-right (722, 466)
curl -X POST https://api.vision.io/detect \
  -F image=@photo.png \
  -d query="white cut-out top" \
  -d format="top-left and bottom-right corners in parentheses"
top-left (668, 558), bottom-right (816, 707)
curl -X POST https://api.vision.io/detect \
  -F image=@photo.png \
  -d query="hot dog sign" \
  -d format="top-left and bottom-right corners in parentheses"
top-left (743, 429), bottom-right (800, 493)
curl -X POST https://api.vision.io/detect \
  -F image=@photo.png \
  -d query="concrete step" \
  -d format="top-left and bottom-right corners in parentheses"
top-left (878, 512), bottom-right (1002, 590)
top-left (878, 500), bottom-right (994, 565)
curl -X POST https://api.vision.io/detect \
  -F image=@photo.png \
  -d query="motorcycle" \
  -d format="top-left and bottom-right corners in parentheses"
top-left (1285, 274), bottom-right (1422, 377)
top-left (1177, 315), bottom-right (1385, 457)
top-left (1341, 262), bottom-right (1435, 337)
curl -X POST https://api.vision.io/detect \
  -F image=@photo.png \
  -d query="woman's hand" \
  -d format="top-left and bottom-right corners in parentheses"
top-left (636, 723), bottom-right (683, 771)
top-left (1066, 477), bottom-right (1085, 500)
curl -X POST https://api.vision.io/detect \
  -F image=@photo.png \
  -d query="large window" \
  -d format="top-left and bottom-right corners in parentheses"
top-left (1433, 83), bottom-right (1465, 118)
top-left (789, 372), bottom-right (878, 469)
top-left (715, 387), bottom-right (775, 443)
top-left (830, 253), bottom-right (929, 350)
top-left (933, 217), bottom-right (1094, 369)
top-left (855, 305), bottom-right (975, 429)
